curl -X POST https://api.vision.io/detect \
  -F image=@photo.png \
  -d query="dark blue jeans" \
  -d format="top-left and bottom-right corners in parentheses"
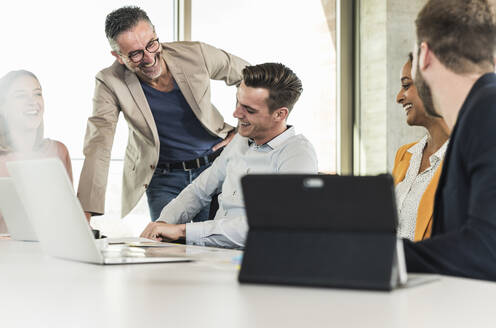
top-left (146, 164), bottom-right (211, 222)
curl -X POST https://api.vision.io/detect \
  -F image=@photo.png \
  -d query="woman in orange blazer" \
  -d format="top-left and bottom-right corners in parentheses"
top-left (392, 54), bottom-right (449, 241)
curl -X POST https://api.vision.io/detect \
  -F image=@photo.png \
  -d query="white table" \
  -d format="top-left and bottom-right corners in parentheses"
top-left (0, 239), bottom-right (495, 328)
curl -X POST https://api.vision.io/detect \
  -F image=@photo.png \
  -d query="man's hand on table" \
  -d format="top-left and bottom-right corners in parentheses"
top-left (140, 221), bottom-right (186, 242)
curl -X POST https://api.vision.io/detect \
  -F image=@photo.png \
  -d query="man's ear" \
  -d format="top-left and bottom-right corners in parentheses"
top-left (111, 51), bottom-right (125, 65)
top-left (418, 41), bottom-right (431, 72)
top-left (273, 107), bottom-right (289, 122)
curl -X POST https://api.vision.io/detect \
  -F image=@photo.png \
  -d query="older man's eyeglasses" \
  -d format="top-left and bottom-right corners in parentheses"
top-left (122, 38), bottom-right (160, 63)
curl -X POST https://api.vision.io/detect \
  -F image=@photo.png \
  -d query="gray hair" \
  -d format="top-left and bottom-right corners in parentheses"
top-left (105, 6), bottom-right (154, 51)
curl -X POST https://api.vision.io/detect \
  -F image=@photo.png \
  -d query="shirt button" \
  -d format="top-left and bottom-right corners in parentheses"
top-left (144, 184), bottom-right (148, 189)
top-left (150, 164), bottom-right (155, 169)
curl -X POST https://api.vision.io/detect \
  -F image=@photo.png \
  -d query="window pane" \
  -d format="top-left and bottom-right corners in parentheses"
top-left (191, 0), bottom-right (337, 173)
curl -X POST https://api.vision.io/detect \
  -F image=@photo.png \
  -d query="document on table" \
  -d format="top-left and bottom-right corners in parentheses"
top-left (106, 237), bottom-right (170, 246)
top-left (127, 241), bottom-right (176, 247)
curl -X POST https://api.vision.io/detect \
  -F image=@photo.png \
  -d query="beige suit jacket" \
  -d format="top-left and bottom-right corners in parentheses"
top-left (77, 41), bottom-right (249, 217)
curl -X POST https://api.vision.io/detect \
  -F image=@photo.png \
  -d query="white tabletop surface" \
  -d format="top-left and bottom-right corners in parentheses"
top-left (1, 238), bottom-right (495, 328)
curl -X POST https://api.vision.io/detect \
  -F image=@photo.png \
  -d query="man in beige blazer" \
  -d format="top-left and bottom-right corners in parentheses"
top-left (77, 6), bottom-right (248, 222)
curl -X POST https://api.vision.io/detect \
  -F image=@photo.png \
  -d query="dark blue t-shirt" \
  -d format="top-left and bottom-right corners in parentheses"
top-left (140, 80), bottom-right (222, 164)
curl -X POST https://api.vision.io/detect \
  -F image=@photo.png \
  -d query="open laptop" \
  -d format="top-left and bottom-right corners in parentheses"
top-left (7, 158), bottom-right (191, 265)
top-left (0, 177), bottom-right (38, 241)
top-left (239, 174), bottom-right (435, 290)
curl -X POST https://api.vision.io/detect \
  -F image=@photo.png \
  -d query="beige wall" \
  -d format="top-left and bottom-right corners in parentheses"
top-left (357, 0), bottom-right (427, 174)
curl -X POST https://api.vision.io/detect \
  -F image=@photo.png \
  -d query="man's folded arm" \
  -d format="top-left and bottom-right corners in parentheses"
top-left (404, 134), bottom-right (496, 280)
top-left (403, 219), bottom-right (496, 280)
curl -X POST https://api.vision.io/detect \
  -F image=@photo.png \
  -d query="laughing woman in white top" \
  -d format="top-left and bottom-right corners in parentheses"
top-left (392, 53), bottom-right (450, 241)
top-left (0, 70), bottom-right (73, 234)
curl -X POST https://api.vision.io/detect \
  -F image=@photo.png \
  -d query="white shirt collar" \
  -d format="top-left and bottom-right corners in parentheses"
top-left (407, 135), bottom-right (449, 167)
top-left (407, 135), bottom-right (428, 156)
top-left (247, 126), bottom-right (295, 150)
top-left (266, 126), bottom-right (295, 149)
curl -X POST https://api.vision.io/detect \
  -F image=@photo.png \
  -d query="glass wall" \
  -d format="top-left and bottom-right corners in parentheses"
top-left (191, 0), bottom-right (337, 173)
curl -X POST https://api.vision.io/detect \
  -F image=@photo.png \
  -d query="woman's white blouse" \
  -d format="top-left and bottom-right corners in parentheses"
top-left (395, 135), bottom-right (448, 240)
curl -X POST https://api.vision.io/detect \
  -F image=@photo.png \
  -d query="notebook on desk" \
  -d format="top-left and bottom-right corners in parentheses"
top-left (7, 158), bottom-right (191, 265)
top-left (0, 177), bottom-right (38, 241)
top-left (239, 174), bottom-right (436, 290)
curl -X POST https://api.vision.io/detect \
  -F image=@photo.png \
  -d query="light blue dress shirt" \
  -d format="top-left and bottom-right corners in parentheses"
top-left (158, 126), bottom-right (318, 248)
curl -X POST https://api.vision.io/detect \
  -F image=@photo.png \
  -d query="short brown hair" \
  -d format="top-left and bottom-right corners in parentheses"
top-left (242, 63), bottom-right (303, 112)
top-left (416, 0), bottom-right (496, 74)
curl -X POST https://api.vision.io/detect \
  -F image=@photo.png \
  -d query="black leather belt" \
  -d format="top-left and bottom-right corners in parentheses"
top-left (157, 148), bottom-right (223, 171)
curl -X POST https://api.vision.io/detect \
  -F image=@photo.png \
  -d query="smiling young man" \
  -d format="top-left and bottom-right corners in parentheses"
top-left (77, 6), bottom-right (249, 223)
top-left (402, 0), bottom-right (496, 281)
top-left (140, 63), bottom-right (318, 248)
